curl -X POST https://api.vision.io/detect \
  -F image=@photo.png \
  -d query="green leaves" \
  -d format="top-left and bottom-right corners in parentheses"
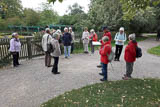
top-left (47, 0), bottom-right (63, 4)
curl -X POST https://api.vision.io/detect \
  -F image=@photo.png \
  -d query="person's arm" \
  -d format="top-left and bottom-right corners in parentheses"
top-left (114, 33), bottom-right (118, 41)
top-left (100, 45), bottom-right (110, 56)
top-left (9, 39), bottom-right (15, 52)
top-left (95, 33), bottom-right (98, 41)
top-left (123, 33), bottom-right (127, 42)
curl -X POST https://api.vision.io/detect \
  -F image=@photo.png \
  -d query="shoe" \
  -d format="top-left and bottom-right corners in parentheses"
top-left (97, 65), bottom-right (102, 68)
top-left (99, 73), bottom-right (104, 76)
top-left (53, 72), bottom-right (60, 74)
top-left (122, 76), bottom-right (129, 80)
top-left (100, 78), bottom-right (107, 81)
top-left (14, 65), bottom-right (18, 67)
top-left (124, 74), bottom-right (132, 78)
top-left (65, 56), bottom-right (68, 58)
top-left (117, 59), bottom-right (120, 61)
top-left (114, 59), bottom-right (117, 61)
top-left (47, 65), bottom-right (52, 67)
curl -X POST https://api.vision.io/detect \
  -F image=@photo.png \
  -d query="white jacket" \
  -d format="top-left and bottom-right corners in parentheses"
top-left (42, 33), bottom-right (52, 52)
top-left (82, 31), bottom-right (89, 44)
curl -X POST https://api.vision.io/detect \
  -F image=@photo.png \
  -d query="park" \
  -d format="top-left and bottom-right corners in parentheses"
top-left (0, 0), bottom-right (160, 107)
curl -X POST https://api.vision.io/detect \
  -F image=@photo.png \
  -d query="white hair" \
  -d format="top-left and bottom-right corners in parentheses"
top-left (69, 27), bottom-right (72, 30)
top-left (45, 28), bottom-right (50, 32)
top-left (64, 27), bottom-right (68, 31)
top-left (90, 29), bottom-right (95, 33)
top-left (12, 32), bottom-right (18, 37)
top-left (119, 27), bottom-right (124, 31)
top-left (129, 33), bottom-right (136, 40)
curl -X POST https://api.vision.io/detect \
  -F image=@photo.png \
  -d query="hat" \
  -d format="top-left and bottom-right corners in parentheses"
top-left (102, 26), bottom-right (108, 30)
top-left (119, 27), bottom-right (124, 31)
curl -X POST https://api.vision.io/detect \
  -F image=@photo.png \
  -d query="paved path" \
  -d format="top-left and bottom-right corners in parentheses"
top-left (0, 38), bottom-right (160, 107)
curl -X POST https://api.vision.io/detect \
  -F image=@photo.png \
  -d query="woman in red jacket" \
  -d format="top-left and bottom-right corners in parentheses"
top-left (99, 36), bottom-right (112, 81)
top-left (89, 29), bottom-right (98, 54)
top-left (123, 34), bottom-right (137, 80)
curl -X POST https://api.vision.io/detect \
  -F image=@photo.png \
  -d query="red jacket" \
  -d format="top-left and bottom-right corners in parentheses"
top-left (124, 40), bottom-right (137, 63)
top-left (99, 42), bottom-right (112, 64)
top-left (89, 33), bottom-right (98, 41)
top-left (103, 32), bottom-right (112, 43)
top-left (100, 32), bottom-right (112, 49)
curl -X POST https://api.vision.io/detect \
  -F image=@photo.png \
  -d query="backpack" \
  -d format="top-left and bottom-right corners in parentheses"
top-left (136, 46), bottom-right (142, 58)
top-left (106, 46), bottom-right (115, 62)
top-left (47, 35), bottom-right (54, 53)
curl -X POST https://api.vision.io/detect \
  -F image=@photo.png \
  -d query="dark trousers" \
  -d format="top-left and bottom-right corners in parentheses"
top-left (90, 41), bottom-right (95, 53)
top-left (71, 43), bottom-right (74, 54)
top-left (102, 63), bottom-right (108, 80)
top-left (126, 62), bottom-right (134, 77)
top-left (52, 57), bottom-right (59, 73)
top-left (45, 52), bottom-right (51, 67)
top-left (115, 45), bottom-right (123, 60)
top-left (12, 52), bottom-right (19, 66)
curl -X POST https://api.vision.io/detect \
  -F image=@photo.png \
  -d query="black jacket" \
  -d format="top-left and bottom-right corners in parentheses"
top-left (62, 32), bottom-right (72, 46)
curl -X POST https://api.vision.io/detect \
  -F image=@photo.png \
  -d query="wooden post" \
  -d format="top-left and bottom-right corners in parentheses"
top-left (26, 38), bottom-right (32, 59)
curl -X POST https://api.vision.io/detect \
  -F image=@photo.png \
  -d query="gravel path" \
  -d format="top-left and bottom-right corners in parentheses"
top-left (0, 38), bottom-right (160, 107)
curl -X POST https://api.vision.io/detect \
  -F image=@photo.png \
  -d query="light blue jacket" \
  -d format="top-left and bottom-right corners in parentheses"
top-left (114, 32), bottom-right (127, 45)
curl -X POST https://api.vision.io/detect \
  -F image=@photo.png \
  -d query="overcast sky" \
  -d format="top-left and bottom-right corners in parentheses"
top-left (21, 0), bottom-right (90, 16)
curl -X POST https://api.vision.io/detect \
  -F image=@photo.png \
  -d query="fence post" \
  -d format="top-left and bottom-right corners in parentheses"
top-left (26, 38), bottom-right (32, 59)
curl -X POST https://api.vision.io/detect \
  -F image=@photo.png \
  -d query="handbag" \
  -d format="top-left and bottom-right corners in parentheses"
top-left (47, 35), bottom-right (54, 53)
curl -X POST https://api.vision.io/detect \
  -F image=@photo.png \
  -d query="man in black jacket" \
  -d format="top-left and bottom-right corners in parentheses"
top-left (62, 27), bottom-right (72, 58)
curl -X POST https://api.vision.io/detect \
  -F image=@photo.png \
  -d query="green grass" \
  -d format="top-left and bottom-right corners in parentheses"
top-left (41, 79), bottom-right (160, 107)
top-left (148, 45), bottom-right (160, 56)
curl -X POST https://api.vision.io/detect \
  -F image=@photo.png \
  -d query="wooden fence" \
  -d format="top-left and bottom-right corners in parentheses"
top-left (0, 38), bottom-right (44, 66)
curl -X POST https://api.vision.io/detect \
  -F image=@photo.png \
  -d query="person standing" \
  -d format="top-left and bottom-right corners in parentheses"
top-left (51, 33), bottom-right (61, 74)
top-left (62, 27), bottom-right (72, 58)
top-left (114, 27), bottom-right (126, 61)
top-left (89, 29), bottom-right (98, 54)
top-left (9, 33), bottom-right (21, 67)
top-left (123, 34), bottom-right (137, 80)
top-left (99, 36), bottom-right (112, 81)
top-left (97, 26), bottom-right (112, 68)
top-left (42, 28), bottom-right (52, 67)
top-left (82, 27), bottom-right (90, 53)
top-left (69, 27), bottom-right (75, 54)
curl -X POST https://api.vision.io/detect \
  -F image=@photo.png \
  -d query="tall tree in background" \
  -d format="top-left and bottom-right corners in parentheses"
top-left (38, 3), bottom-right (59, 26)
top-left (0, 0), bottom-right (23, 19)
top-left (88, 0), bottom-right (123, 31)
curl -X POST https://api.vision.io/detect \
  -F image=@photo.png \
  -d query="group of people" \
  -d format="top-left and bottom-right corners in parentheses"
top-left (97, 26), bottom-right (137, 81)
top-left (9, 26), bottom-right (138, 81)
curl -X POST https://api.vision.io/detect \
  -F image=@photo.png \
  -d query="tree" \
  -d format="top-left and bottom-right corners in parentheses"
top-left (47, 0), bottom-right (63, 4)
top-left (87, 0), bottom-right (123, 31)
top-left (38, 3), bottom-right (59, 26)
top-left (23, 8), bottom-right (40, 26)
top-left (120, 0), bottom-right (160, 20)
top-left (0, 0), bottom-right (23, 19)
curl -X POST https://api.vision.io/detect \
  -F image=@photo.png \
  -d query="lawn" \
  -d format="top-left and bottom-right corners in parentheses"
top-left (148, 45), bottom-right (160, 56)
top-left (41, 79), bottom-right (160, 107)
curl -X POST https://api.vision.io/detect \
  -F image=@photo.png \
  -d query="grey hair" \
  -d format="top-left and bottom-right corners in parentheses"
top-left (129, 33), bottom-right (136, 40)
top-left (12, 32), bottom-right (18, 37)
top-left (53, 33), bottom-right (59, 39)
top-left (102, 36), bottom-right (109, 42)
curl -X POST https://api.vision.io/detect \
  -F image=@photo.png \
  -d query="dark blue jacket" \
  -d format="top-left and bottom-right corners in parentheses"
top-left (62, 32), bottom-right (72, 46)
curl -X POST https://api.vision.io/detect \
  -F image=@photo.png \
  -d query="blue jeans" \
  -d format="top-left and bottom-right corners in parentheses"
top-left (64, 46), bottom-right (71, 57)
top-left (102, 63), bottom-right (108, 80)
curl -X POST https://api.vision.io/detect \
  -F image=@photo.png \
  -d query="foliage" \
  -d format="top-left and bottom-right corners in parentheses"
top-left (87, 0), bottom-right (123, 31)
top-left (23, 8), bottom-right (40, 26)
top-left (120, 0), bottom-right (160, 20)
top-left (148, 45), bottom-right (160, 56)
top-left (0, 0), bottom-right (23, 19)
top-left (41, 79), bottom-right (160, 107)
top-left (38, 3), bottom-right (59, 26)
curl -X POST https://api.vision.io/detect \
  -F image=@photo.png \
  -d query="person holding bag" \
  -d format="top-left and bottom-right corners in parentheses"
top-left (42, 28), bottom-right (52, 67)
top-left (9, 33), bottom-right (21, 67)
